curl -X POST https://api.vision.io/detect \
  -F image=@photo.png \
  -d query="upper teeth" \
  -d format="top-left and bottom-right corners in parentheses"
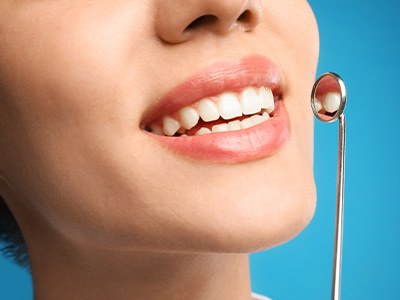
top-left (149, 86), bottom-right (276, 136)
top-left (315, 92), bottom-right (341, 114)
top-left (314, 97), bottom-right (323, 112)
top-left (323, 92), bottom-right (341, 113)
top-left (178, 106), bottom-right (200, 130)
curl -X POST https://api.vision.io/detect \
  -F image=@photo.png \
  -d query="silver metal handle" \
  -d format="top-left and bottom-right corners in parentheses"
top-left (332, 114), bottom-right (346, 300)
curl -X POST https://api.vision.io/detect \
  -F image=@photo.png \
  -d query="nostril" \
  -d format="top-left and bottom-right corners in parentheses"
top-left (237, 10), bottom-right (252, 23)
top-left (185, 15), bottom-right (218, 31)
top-left (237, 9), bottom-right (260, 31)
top-left (185, 9), bottom-right (259, 35)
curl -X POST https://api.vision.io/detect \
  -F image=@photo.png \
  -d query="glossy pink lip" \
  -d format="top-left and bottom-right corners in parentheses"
top-left (141, 55), bottom-right (291, 163)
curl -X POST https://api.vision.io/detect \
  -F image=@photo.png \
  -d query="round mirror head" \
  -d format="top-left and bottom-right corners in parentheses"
top-left (311, 72), bottom-right (347, 122)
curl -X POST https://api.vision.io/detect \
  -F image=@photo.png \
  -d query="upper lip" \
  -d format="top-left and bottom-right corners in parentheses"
top-left (140, 54), bottom-right (283, 128)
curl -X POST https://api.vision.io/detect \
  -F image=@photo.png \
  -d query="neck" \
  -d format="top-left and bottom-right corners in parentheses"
top-left (28, 235), bottom-right (253, 300)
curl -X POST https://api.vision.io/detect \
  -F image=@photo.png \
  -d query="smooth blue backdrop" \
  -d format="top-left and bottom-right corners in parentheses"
top-left (1, 1), bottom-right (399, 299)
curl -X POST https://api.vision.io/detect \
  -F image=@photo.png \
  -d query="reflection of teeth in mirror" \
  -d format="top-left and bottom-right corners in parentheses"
top-left (314, 98), bottom-right (323, 112)
top-left (323, 92), bottom-right (341, 113)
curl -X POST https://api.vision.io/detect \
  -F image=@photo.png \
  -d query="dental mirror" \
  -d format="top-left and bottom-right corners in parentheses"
top-left (312, 72), bottom-right (346, 122)
top-left (311, 72), bottom-right (347, 300)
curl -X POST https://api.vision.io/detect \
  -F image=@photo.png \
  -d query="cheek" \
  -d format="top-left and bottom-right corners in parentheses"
top-left (275, 0), bottom-right (319, 43)
top-left (265, 1), bottom-right (319, 73)
top-left (271, 1), bottom-right (319, 163)
top-left (0, 2), bottom-right (156, 241)
top-left (0, 1), bottom-right (155, 174)
top-left (261, 1), bottom-right (319, 113)
top-left (0, 1), bottom-right (152, 120)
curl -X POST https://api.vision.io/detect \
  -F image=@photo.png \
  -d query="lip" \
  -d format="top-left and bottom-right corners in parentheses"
top-left (141, 54), bottom-right (291, 163)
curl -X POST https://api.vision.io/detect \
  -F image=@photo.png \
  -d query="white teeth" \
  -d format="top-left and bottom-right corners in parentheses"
top-left (262, 111), bottom-right (270, 120)
top-left (195, 127), bottom-right (211, 135)
top-left (197, 98), bottom-right (220, 122)
top-left (314, 97), bottom-right (323, 112)
top-left (162, 116), bottom-right (181, 136)
top-left (259, 87), bottom-right (274, 113)
top-left (218, 92), bottom-right (242, 120)
top-left (178, 107), bottom-right (199, 130)
top-left (149, 85), bottom-right (277, 136)
top-left (239, 87), bottom-right (262, 115)
top-left (250, 114), bottom-right (265, 126)
top-left (228, 120), bottom-right (242, 131)
top-left (240, 117), bottom-right (254, 129)
top-left (323, 92), bottom-right (341, 113)
top-left (241, 114), bottom-right (267, 129)
top-left (150, 124), bottom-right (164, 136)
top-left (196, 114), bottom-right (268, 135)
top-left (212, 123), bottom-right (229, 132)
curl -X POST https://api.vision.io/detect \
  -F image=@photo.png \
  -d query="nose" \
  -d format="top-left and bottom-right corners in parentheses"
top-left (155, 0), bottom-right (264, 44)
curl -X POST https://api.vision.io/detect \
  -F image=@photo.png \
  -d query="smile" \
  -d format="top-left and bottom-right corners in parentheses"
top-left (141, 55), bottom-right (291, 163)
top-left (145, 85), bottom-right (276, 137)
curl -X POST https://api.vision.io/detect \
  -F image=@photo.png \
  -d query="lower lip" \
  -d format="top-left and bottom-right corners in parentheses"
top-left (145, 101), bottom-right (290, 163)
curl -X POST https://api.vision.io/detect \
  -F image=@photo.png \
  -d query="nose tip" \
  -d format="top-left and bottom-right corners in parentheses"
top-left (156, 0), bottom-right (264, 44)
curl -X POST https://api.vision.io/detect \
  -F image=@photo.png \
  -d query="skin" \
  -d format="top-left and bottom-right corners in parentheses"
top-left (0, 0), bottom-right (319, 299)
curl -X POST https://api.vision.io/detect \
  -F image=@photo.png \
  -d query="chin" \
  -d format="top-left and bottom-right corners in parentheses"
top-left (197, 185), bottom-right (316, 254)
top-left (136, 163), bottom-right (318, 254)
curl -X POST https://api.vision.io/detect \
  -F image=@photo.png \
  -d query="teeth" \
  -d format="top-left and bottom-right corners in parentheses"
top-left (150, 124), bottom-right (164, 136)
top-left (250, 114), bottom-right (265, 126)
top-left (178, 107), bottom-right (199, 130)
top-left (197, 98), bottom-right (220, 122)
top-left (162, 116), bottom-right (181, 136)
top-left (148, 85), bottom-right (277, 137)
top-left (228, 120), bottom-right (241, 131)
top-left (323, 92), bottom-right (341, 113)
top-left (218, 92), bottom-right (242, 120)
top-left (212, 123), bottom-right (229, 132)
top-left (262, 111), bottom-right (270, 120)
top-left (259, 87), bottom-right (274, 113)
top-left (239, 87), bottom-right (262, 115)
top-left (195, 127), bottom-right (211, 135)
top-left (240, 117), bottom-right (254, 129)
top-left (314, 97), bottom-right (323, 112)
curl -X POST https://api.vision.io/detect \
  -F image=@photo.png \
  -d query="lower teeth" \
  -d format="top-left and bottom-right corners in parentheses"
top-left (146, 109), bottom-right (273, 137)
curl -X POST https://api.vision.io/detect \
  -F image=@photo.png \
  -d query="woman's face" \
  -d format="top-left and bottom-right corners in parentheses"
top-left (0, 0), bottom-right (318, 253)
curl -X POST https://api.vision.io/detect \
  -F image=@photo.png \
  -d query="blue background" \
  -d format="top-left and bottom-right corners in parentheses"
top-left (1, 1), bottom-right (399, 299)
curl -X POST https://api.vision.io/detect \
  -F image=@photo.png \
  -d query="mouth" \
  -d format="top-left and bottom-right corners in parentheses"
top-left (141, 55), bottom-right (291, 163)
